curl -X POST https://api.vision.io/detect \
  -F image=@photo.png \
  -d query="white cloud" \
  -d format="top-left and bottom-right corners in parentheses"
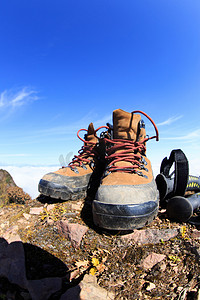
top-left (1, 155), bottom-right (200, 202)
top-left (0, 154), bottom-right (30, 157)
top-left (162, 129), bottom-right (200, 141)
top-left (157, 115), bottom-right (183, 126)
top-left (0, 87), bottom-right (39, 110)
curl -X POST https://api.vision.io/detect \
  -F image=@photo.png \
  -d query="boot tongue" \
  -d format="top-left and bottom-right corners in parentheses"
top-left (113, 109), bottom-right (142, 141)
top-left (86, 123), bottom-right (98, 143)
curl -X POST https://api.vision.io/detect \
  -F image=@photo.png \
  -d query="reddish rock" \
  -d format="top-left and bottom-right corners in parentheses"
top-left (121, 228), bottom-right (179, 244)
top-left (71, 201), bottom-right (84, 211)
top-left (56, 220), bottom-right (88, 248)
top-left (191, 230), bottom-right (200, 239)
top-left (23, 213), bottom-right (31, 220)
top-left (46, 216), bottom-right (54, 225)
top-left (46, 204), bottom-right (55, 212)
top-left (29, 207), bottom-right (44, 215)
top-left (142, 252), bottom-right (166, 270)
top-left (3, 225), bottom-right (21, 243)
top-left (60, 274), bottom-right (115, 300)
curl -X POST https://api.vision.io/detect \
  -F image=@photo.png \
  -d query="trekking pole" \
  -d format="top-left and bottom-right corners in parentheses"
top-left (166, 192), bottom-right (200, 222)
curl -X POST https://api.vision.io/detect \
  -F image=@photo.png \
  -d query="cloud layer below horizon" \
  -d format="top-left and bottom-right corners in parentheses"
top-left (1, 158), bottom-right (200, 200)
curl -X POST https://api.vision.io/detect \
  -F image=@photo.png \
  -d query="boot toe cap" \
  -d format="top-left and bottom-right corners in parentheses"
top-left (93, 181), bottom-right (159, 230)
top-left (38, 172), bottom-right (91, 200)
top-left (95, 180), bottom-right (159, 205)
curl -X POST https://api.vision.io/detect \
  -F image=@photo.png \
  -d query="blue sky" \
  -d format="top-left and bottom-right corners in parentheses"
top-left (0, 1), bottom-right (200, 197)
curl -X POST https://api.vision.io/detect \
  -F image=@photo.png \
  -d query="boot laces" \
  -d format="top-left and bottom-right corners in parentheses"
top-left (103, 110), bottom-right (159, 177)
top-left (68, 126), bottom-right (108, 172)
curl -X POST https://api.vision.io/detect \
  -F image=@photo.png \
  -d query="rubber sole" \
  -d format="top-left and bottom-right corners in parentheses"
top-left (92, 200), bottom-right (159, 230)
top-left (38, 179), bottom-right (88, 201)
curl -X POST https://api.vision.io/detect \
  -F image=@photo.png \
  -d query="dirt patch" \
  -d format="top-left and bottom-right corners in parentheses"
top-left (0, 195), bottom-right (200, 299)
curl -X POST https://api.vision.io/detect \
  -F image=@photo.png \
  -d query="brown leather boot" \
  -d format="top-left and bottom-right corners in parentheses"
top-left (38, 123), bottom-right (106, 201)
top-left (93, 109), bottom-right (159, 230)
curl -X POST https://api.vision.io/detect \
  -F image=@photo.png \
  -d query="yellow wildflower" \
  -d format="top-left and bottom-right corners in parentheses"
top-left (168, 255), bottom-right (181, 263)
top-left (92, 257), bottom-right (99, 267)
top-left (180, 226), bottom-right (186, 238)
top-left (90, 267), bottom-right (97, 275)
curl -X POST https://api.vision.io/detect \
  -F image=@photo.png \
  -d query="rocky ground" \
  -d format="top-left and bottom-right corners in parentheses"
top-left (0, 188), bottom-right (200, 300)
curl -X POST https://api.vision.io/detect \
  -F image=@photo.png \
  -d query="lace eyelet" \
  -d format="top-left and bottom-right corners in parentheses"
top-left (136, 171), bottom-right (148, 179)
top-left (81, 163), bottom-right (87, 170)
top-left (70, 166), bottom-right (79, 174)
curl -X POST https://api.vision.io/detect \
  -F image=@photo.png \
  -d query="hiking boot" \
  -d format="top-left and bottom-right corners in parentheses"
top-left (92, 109), bottom-right (159, 230)
top-left (38, 123), bottom-right (106, 201)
